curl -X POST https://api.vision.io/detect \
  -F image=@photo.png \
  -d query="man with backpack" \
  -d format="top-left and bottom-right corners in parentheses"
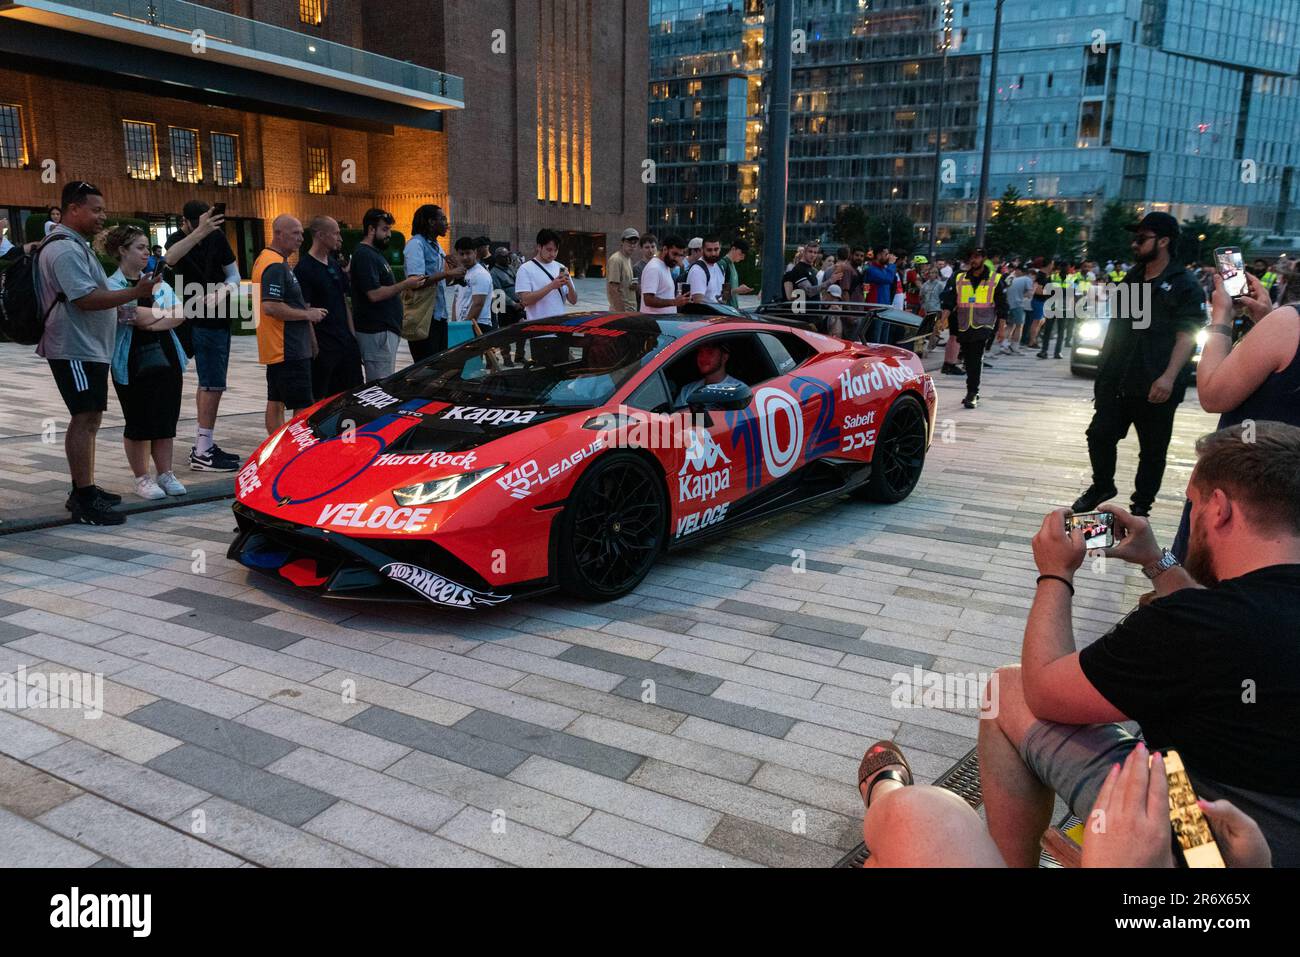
top-left (33, 182), bottom-right (158, 524)
top-left (687, 236), bottom-right (725, 305)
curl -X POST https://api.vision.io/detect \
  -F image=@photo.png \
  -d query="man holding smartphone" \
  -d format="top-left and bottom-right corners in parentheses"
top-left (164, 200), bottom-right (241, 472)
top-left (1071, 211), bottom-right (1203, 518)
top-left (514, 228), bottom-right (578, 321)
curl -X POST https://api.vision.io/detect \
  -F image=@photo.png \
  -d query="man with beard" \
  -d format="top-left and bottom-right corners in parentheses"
top-left (674, 342), bottom-right (744, 408)
top-left (639, 234), bottom-right (691, 314)
top-left (352, 207), bottom-right (426, 381)
top-left (1071, 212), bottom-right (1202, 517)
top-left (939, 248), bottom-right (1007, 408)
top-left (978, 422), bottom-right (1300, 868)
top-left (687, 236), bottom-right (725, 305)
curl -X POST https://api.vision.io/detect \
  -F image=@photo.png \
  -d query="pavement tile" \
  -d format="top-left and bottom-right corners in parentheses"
top-left (309, 670), bottom-right (473, 726)
top-left (168, 797), bottom-right (381, 868)
top-left (556, 645), bottom-right (723, 695)
top-left (28, 740), bottom-right (209, 820)
top-left (345, 705), bottom-right (529, 777)
top-left (564, 713), bottom-right (761, 784)
top-left (436, 806), bottom-right (630, 868)
top-left (38, 794), bottom-right (242, 867)
top-left (509, 675), bottom-right (685, 735)
top-left (570, 811), bottom-right (759, 868)
top-left (409, 671), bottom-right (580, 730)
top-left (0, 805), bottom-right (102, 867)
top-left (704, 813), bottom-right (843, 868)
top-left (0, 754), bottom-right (84, 818)
top-left (126, 699), bottom-right (299, 767)
top-left (453, 709), bottom-right (644, 780)
top-left (148, 743), bottom-right (337, 827)
top-left (236, 702), bottom-right (412, 771)
top-left (610, 676), bottom-right (797, 738)
top-left (267, 746), bottom-right (465, 833)
top-left (301, 801), bottom-right (504, 867)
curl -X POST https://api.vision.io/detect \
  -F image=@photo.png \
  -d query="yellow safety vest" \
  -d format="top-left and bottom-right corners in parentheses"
top-left (1109, 269), bottom-right (1125, 282)
top-left (1262, 271), bottom-right (1277, 289)
top-left (954, 271), bottom-right (1002, 333)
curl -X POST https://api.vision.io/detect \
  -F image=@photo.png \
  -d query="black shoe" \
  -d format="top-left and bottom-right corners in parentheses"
top-left (1036, 351), bottom-right (1048, 359)
top-left (1130, 504), bottom-right (1151, 518)
top-left (190, 444), bottom-right (240, 472)
top-left (962, 394), bottom-right (979, 409)
top-left (1071, 484), bottom-right (1118, 513)
top-left (69, 495), bottom-right (126, 526)
top-left (1052, 354), bottom-right (1063, 359)
top-left (940, 363), bottom-right (965, 375)
top-left (64, 485), bottom-right (123, 512)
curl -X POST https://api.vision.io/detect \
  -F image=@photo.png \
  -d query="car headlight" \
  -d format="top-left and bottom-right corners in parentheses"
top-left (1078, 321), bottom-right (1102, 342)
top-left (392, 465), bottom-right (503, 506)
top-left (258, 424), bottom-right (289, 465)
top-left (1195, 329), bottom-right (1209, 347)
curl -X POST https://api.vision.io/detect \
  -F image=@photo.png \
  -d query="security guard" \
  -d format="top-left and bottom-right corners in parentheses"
top-left (1252, 258), bottom-right (1278, 304)
top-left (1071, 212), bottom-right (1203, 518)
top-left (940, 248), bottom-right (1008, 408)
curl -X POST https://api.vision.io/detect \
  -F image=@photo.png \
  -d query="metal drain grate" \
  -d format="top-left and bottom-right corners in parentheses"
top-left (833, 746), bottom-right (981, 868)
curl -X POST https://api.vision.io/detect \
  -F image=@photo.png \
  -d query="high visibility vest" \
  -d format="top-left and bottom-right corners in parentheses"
top-left (1109, 269), bottom-right (1125, 282)
top-left (1262, 270), bottom-right (1277, 289)
top-left (954, 271), bottom-right (1002, 333)
top-left (1051, 271), bottom-right (1063, 284)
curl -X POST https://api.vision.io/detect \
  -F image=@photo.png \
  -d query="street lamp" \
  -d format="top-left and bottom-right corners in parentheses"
top-left (974, 0), bottom-right (1007, 246)
top-left (928, 0), bottom-right (953, 259)
top-left (1055, 225), bottom-right (1064, 262)
top-left (1198, 232), bottom-right (1207, 264)
top-left (889, 186), bottom-right (899, 249)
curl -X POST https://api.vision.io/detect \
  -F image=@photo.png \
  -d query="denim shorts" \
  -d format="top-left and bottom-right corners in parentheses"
top-left (1019, 719), bottom-right (1142, 819)
top-left (191, 325), bottom-right (232, 392)
top-left (1009, 307), bottom-right (1026, 326)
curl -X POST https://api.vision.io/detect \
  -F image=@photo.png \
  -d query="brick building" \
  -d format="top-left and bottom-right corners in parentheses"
top-left (0, 0), bottom-right (647, 276)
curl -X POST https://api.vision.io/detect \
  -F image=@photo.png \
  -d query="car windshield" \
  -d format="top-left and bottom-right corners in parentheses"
top-left (388, 315), bottom-right (676, 409)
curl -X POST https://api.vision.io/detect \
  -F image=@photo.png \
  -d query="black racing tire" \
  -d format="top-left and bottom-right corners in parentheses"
top-left (855, 393), bottom-right (928, 504)
top-left (557, 451), bottom-right (667, 601)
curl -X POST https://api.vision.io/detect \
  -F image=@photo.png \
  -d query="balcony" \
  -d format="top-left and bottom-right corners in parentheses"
top-left (0, 0), bottom-right (463, 128)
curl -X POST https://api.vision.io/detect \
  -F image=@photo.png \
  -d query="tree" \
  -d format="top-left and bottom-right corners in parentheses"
top-left (985, 186), bottom-right (1029, 257)
top-left (832, 204), bottom-right (870, 248)
top-left (865, 211), bottom-right (917, 256)
top-left (1173, 215), bottom-right (1247, 267)
top-left (1023, 202), bottom-right (1083, 263)
top-left (1088, 200), bottom-right (1136, 265)
top-left (712, 202), bottom-right (760, 250)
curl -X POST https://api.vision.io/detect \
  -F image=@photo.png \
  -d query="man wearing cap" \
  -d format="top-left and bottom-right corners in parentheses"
top-left (606, 228), bottom-right (640, 312)
top-left (1071, 212), bottom-right (1203, 518)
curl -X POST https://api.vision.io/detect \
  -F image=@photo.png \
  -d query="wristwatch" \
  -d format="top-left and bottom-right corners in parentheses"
top-left (1142, 548), bottom-right (1181, 581)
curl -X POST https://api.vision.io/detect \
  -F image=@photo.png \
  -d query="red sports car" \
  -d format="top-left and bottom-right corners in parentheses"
top-left (229, 312), bottom-right (936, 608)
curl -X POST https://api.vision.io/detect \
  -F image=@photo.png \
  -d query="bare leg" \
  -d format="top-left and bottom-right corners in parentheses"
top-left (151, 438), bottom-right (174, 476)
top-left (197, 389), bottom-right (221, 431)
top-left (65, 411), bottom-right (102, 488)
top-left (265, 402), bottom-right (284, 437)
top-left (945, 335), bottom-right (961, 364)
top-left (122, 437), bottom-right (151, 478)
top-left (979, 665), bottom-right (1055, 867)
top-left (862, 784), bottom-right (1005, 867)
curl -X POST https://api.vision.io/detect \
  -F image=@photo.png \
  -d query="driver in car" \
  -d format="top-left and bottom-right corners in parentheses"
top-left (675, 343), bottom-right (745, 408)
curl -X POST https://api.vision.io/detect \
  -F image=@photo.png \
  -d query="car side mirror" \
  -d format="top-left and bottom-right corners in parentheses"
top-left (688, 381), bottom-right (752, 412)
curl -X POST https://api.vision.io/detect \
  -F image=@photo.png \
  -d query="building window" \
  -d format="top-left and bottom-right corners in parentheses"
top-left (536, 0), bottom-right (592, 206)
top-left (307, 145), bottom-right (331, 194)
top-left (299, 0), bottom-right (325, 25)
top-left (169, 127), bottom-right (201, 183)
top-left (0, 103), bottom-right (26, 169)
top-left (123, 120), bottom-right (159, 180)
top-left (211, 132), bottom-right (241, 186)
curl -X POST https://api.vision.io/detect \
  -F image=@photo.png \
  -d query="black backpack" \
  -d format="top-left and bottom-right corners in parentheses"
top-left (0, 234), bottom-right (71, 345)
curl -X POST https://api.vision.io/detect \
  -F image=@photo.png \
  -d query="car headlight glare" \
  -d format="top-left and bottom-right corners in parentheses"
top-left (1078, 321), bottom-right (1102, 342)
top-left (392, 465), bottom-right (503, 506)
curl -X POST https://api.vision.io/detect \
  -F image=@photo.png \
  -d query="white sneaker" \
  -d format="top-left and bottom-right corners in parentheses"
top-left (156, 471), bottom-right (187, 496)
top-left (135, 475), bottom-right (166, 500)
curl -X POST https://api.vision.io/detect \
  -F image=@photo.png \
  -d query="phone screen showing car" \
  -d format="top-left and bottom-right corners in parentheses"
top-left (1067, 511), bottom-right (1114, 549)
top-left (1215, 246), bottom-right (1247, 298)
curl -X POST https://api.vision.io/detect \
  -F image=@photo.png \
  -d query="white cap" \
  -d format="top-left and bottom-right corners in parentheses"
top-left (688, 237), bottom-right (703, 250)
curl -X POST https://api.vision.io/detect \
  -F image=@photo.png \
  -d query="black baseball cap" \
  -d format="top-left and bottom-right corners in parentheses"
top-left (1125, 211), bottom-right (1179, 240)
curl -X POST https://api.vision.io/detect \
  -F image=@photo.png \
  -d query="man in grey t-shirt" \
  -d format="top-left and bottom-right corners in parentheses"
top-left (37, 181), bottom-right (158, 525)
top-left (995, 264), bottom-right (1036, 355)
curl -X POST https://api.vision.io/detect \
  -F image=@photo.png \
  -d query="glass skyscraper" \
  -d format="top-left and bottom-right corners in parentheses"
top-left (648, 0), bottom-right (1300, 248)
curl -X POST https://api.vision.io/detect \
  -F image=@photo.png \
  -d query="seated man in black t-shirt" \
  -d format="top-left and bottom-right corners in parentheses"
top-left (979, 422), bottom-right (1300, 867)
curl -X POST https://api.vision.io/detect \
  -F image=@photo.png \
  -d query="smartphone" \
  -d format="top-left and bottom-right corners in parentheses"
top-left (1067, 510), bottom-right (1114, 549)
top-left (1163, 749), bottom-right (1226, 868)
top-left (211, 202), bottom-right (226, 218)
top-left (1215, 246), bottom-right (1247, 298)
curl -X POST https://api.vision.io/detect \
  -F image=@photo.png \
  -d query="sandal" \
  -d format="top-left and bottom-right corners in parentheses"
top-left (857, 740), bottom-right (914, 808)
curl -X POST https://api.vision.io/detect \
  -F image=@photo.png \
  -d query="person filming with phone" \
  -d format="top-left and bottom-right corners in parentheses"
top-left (978, 421), bottom-right (1300, 868)
top-left (514, 228), bottom-right (579, 322)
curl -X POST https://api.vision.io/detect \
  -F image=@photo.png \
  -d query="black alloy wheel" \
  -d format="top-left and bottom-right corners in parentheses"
top-left (857, 394), bottom-right (928, 504)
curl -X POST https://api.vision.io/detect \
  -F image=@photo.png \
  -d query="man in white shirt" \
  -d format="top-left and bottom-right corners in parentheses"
top-left (640, 234), bottom-right (690, 315)
top-left (452, 236), bottom-right (494, 329)
top-left (688, 236), bottom-right (725, 304)
top-left (514, 228), bottom-right (578, 321)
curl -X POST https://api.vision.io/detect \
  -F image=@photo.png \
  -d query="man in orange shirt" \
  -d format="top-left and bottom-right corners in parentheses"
top-left (253, 214), bottom-right (325, 434)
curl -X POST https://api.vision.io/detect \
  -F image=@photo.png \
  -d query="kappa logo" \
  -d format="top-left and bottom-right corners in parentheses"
top-left (381, 562), bottom-right (510, 608)
top-left (678, 430), bottom-right (731, 503)
top-left (497, 438), bottom-right (605, 500)
top-left (317, 503), bottom-right (433, 532)
top-left (352, 385), bottom-right (401, 410)
top-left (374, 450), bottom-right (479, 469)
top-left (442, 406), bottom-right (539, 427)
top-left (236, 460), bottom-right (261, 498)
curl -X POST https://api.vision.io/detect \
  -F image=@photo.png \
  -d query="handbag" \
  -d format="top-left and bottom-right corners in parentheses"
top-left (401, 282), bottom-right (437, 342)
top-left (128, 335), bottom-right (171, 380)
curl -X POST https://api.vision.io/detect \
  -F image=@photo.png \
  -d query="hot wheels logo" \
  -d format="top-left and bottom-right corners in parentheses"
top-left (380, 562), bottom-right (510, 608)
